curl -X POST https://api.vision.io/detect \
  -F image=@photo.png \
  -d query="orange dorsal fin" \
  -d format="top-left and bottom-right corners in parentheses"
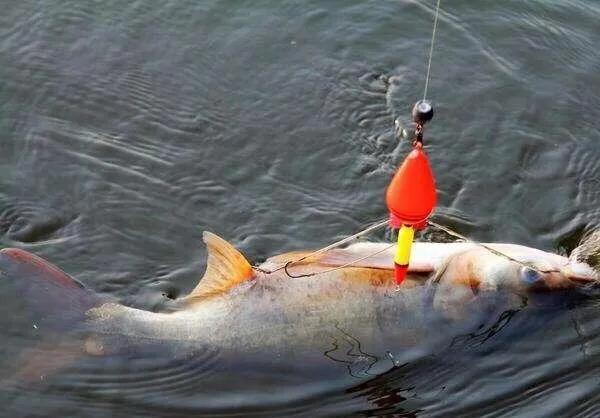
top-left (185, 232), bottom-right (254, 302)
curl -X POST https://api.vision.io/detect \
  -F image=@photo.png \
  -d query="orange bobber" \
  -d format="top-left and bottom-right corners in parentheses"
top-left (385, 144), bottom-right (437, 228)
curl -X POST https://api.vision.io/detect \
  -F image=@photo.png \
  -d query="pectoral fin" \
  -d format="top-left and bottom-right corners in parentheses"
top-left (185, 232), bottom-right (254, 302)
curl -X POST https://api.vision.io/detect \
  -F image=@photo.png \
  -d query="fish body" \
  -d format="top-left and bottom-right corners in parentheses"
top-left (50, 234), bottom-right (600, 352)
top-left (0, 232), bottom-right (596, 380)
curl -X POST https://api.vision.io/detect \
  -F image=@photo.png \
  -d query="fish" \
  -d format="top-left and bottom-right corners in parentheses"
top-left (0, 232), bottom-right (597, 384)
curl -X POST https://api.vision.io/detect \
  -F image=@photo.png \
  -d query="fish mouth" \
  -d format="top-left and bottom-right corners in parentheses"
top-left (562, 262), bottom-right (599, 285)
top-left (567, 275), bottom-right (598, 285)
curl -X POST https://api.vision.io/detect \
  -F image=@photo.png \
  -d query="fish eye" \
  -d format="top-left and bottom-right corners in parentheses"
top-left (520, 267), bottom-right (542, 284)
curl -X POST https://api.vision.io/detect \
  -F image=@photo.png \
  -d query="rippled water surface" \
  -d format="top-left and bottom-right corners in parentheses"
top-left (1, 0), bottom-right (599, 416)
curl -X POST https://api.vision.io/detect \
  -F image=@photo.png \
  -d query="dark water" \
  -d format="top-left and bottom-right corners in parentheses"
top-left (1, 0), bottom-right (599, 416)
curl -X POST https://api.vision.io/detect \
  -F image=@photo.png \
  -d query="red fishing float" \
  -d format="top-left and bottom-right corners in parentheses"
top-left (386, 101), bottom-right (437, 285)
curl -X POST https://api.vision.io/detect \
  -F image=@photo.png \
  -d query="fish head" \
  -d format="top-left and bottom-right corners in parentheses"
top-left (435, 245), bottom-right (599, 294)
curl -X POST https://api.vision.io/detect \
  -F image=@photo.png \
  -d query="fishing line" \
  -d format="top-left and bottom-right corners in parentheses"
top-left (253, 218), bottom-right (389, 275)
top-left (427, 221), bottom-right (555, 274)
top-left (283, 243), bottom-right (395, 279)
top-left (423, 0), bottom-right (442, 100)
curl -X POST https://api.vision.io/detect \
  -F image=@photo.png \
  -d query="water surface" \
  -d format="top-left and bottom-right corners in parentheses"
top-left (1, 0), bottom-right (599, 416)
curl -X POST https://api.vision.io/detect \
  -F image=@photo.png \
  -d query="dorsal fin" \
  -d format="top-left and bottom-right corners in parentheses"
top-left (185, 232), bottom-right (254, 302)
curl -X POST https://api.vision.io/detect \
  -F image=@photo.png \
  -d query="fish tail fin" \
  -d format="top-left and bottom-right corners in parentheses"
top-left (0, 248), bottom-right (103, 384)
top-left (0, 248), bottom-right (101, 328)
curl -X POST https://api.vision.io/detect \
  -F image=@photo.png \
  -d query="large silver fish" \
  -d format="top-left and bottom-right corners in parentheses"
top-left (0, 232), bottom-right (597, 383)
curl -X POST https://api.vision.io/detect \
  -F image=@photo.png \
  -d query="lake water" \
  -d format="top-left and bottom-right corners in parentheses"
top-left (0, 0), bottom-right (599, 416)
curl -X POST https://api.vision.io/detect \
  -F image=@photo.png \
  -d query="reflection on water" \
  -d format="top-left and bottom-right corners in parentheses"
top-left (0, 0), bottom-right (599, 416)
top-left (322, 324), bottom-right (381, 379)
